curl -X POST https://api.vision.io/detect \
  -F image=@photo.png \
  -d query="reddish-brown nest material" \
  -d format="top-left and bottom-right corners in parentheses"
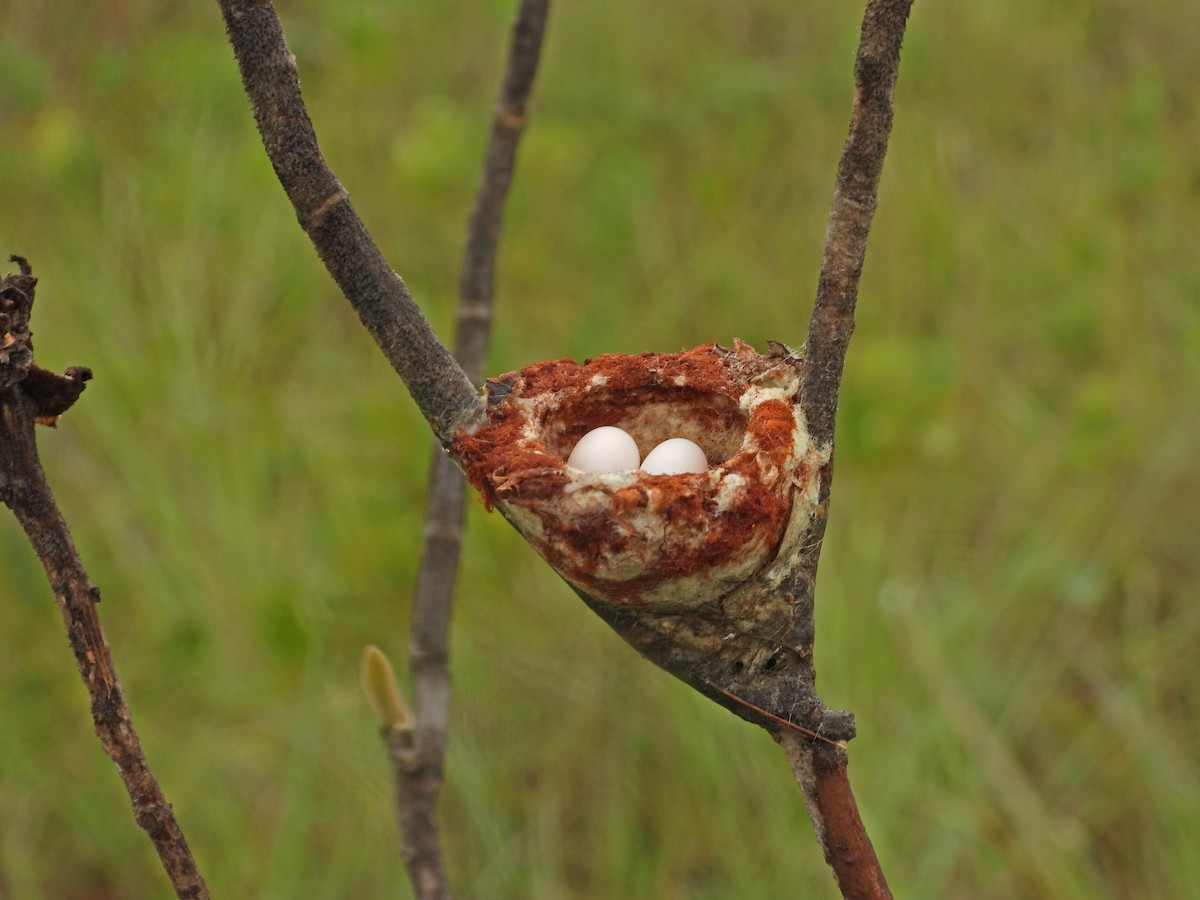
top-left (453, 341), bottom-right (827, 612)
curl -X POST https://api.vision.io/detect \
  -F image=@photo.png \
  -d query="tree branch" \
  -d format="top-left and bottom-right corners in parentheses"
top-left (789, 2), bottom-right (914, 895)
top-left (456, 0), bottom-right (549, 374)
top-left (0, 258), bottom-right (209, 900)
top-left (374, 3), bottom-right (551, 897)
top-left (801, 0), bottom-right (914, 451)
top-left (215, 0), bottom-right (484, 446)
top-left (779, 734), bottom-right (893, 900)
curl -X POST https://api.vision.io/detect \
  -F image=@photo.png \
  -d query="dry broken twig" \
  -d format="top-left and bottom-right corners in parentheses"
top-left (0, 257), bottom-right (210, 900)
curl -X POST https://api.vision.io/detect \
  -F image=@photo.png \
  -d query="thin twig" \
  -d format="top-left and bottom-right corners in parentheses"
top-left (0, 260), bottom-right (209, 900)
top-left (456, 0), bottom-right (550, 367)
top-left (399, 3), bottom-right (551, 897)
top-left (801, 0), bottom-right (915, 451)
top-left (215, 0), bottom-right (484, 446)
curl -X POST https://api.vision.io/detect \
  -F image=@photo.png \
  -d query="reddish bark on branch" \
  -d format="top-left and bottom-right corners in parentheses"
top-left (780, 734), bottom-right (893, 900)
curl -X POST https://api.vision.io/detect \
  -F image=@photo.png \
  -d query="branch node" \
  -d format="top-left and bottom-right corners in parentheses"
top-left (496, 103), bottom-right (527, 131)
top-left (303, 186), bottom-right (350, 231)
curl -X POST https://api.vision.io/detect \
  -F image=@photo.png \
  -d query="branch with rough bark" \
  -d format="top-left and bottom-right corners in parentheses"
top-left (0, 258), bottom-right (210, 900)
top-left (216, 0), bottom-right (483, 447)
top-left (802, 0), bottom-right (915, 450)
top-left (789, 2), bottom-right (915, 895)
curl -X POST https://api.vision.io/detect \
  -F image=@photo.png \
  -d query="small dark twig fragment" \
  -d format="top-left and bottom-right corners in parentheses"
top-left (24, 364), bottom-right (93, 424)
top-left (0, 256), bottom-right (36, 390)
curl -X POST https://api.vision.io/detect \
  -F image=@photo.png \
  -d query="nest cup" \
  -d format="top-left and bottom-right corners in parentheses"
top-left (454, 342), bottom-right (824, 612)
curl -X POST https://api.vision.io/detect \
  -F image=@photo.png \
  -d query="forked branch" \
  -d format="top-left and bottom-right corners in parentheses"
top-left (219, 0), bottom-right (914, 896)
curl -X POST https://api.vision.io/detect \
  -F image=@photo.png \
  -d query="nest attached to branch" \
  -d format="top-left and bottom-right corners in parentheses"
top-left (455, 340), bottom-right (826, 609)
top-left (452, 340), bottom-right (847, 738)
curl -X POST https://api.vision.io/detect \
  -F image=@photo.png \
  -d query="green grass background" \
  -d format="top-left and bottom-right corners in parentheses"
top-left (2, 0), bottom-right (1198, 897)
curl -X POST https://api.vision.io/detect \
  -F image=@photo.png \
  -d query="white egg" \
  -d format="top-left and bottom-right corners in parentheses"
top-left (640, 438), bottom-right (708, 475)
top-left (566, 425), bottom-right (641, 473)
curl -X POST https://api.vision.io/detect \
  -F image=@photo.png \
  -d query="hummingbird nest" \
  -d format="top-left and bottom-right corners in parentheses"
top-left (453, 340), bottom-right (828, 619)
